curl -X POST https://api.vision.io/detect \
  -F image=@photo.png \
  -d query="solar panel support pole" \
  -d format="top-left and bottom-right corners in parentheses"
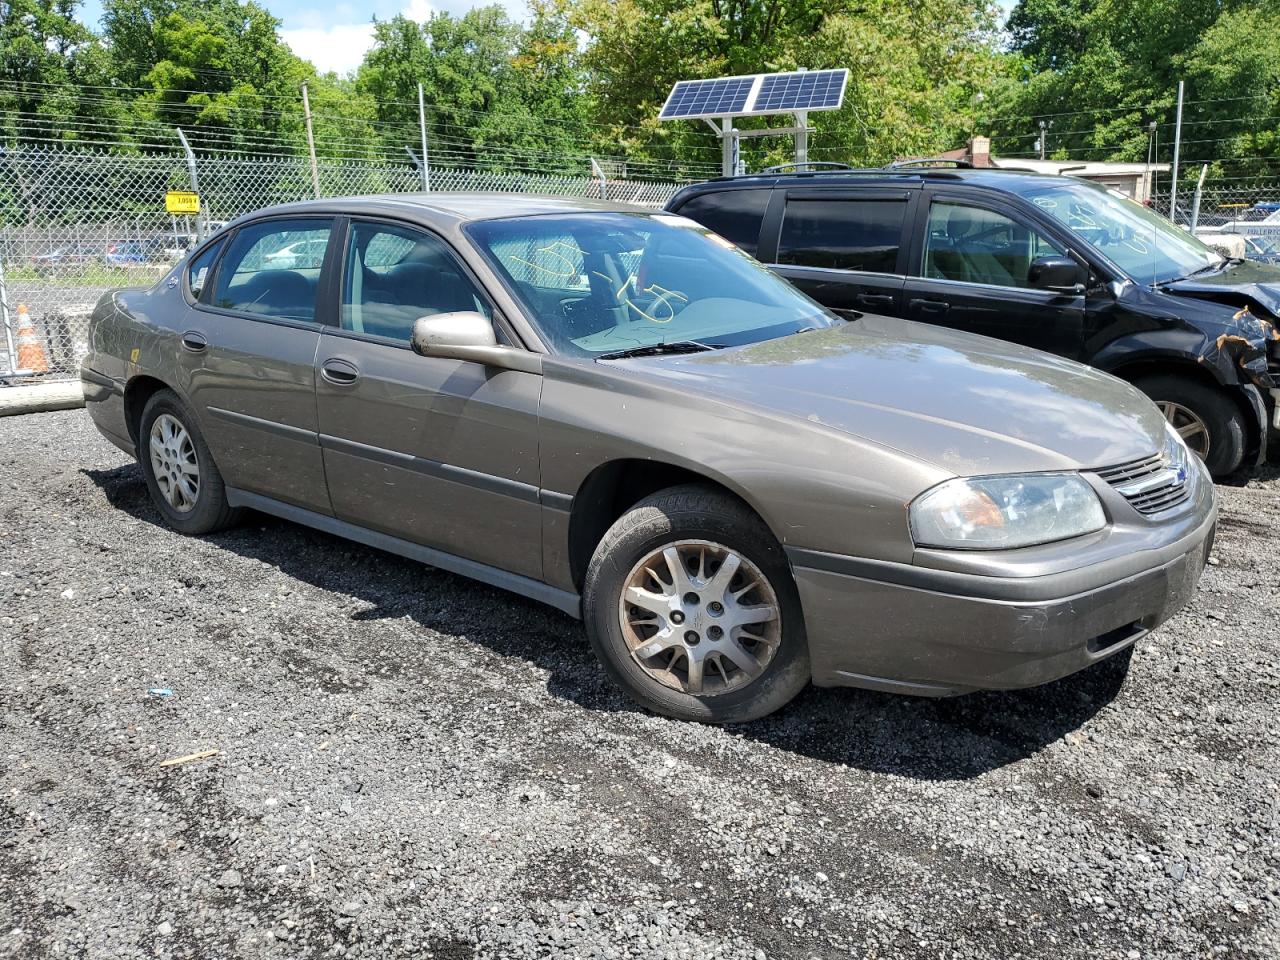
top-left (794, 111), bottom-right (808, 168)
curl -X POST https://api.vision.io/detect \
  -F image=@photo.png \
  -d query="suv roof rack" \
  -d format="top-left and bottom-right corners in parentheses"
top-left (760, 161), bottom-right (854, 174)
top-left (884, 157), bottom-right (974, 169)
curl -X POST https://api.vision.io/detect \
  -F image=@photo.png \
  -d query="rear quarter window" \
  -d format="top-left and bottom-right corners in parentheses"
top-left (674, 190), bottom-right (770, 256)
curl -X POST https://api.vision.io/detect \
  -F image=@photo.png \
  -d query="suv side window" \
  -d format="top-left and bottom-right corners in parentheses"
top-left (212, 219), bottom-right (333, 321)
top-left (342, 220), bottom-right (491, 342)
top-left (923, 202), bottom-right (1066, 288)
top-left (675, 190), bottom-right (770, 256)
top-left (778, 198), bottom-right (907, 272)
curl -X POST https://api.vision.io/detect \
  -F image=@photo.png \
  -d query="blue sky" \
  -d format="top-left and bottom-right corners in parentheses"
top-left (75, 0), bottom-right (531, 75)
top-left (76, 0), bottom-right (1012, 78)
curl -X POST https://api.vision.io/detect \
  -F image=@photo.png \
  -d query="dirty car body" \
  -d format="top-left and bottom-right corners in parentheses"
top-left (81, 194), bottom-right (1216, 721)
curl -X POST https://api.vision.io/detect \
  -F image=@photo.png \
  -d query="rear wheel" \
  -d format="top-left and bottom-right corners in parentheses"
top-left (1133, 375), bottom-right (1246, 478)
top-left (583, 485), bottom-right (810, 723)
top-left (138, 389), bottom-right (240, 535)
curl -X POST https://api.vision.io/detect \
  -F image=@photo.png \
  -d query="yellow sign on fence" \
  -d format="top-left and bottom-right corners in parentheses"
top-left (165, 190), bottom-right (200, 214)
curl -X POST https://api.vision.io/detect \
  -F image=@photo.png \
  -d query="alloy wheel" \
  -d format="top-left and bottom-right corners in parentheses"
top-left (148, 413), bottom-right (200, 513)
top-left (1158, 400), bottom-right (1211, 459)
top-left (618, 539), bottom-right (781, 696)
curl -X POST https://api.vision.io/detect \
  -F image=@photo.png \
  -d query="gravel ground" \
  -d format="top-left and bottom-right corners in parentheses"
top-left (1, 409), bottom-right (1277, 960)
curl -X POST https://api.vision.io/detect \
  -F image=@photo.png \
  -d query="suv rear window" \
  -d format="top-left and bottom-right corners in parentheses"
top-left (778, 198), bottom-right (907, 273)
top-left (675, 190), bottom-right (769, 255)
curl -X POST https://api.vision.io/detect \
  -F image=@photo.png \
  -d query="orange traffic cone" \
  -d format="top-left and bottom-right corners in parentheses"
top-left (14, 303), bottom-right (50, 375)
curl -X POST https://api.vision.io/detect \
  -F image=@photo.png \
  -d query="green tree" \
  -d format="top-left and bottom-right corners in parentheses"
top-left (356, 4), bottom-right (589, 173)
top-left (563, 0), bottom-right (1003, 174)
top-left (0, 0), bottom-right (119, 144)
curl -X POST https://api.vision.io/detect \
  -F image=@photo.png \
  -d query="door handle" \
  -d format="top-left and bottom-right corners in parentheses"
top-left (180, 331), bottom-right (208, 352)
top-left (321, 358), bottom-right (360, 386)
top-left (909, 298), bottom-right (951, 314)
top-left (856, 293), bottom-right (895, 308)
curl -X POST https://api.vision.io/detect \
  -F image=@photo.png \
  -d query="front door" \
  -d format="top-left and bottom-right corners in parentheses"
top-left (903, 195), bottom-right (1086, 359)
top-left (314, 218), bottom-right (543, 580)
top-left (183, 216), bottom-right (337, 514)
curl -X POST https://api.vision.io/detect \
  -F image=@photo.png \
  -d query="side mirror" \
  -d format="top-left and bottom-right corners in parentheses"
top-left (410, 311), bottom-right (541, 374)
top-left (1028, 255), bottom-right (1088, 294)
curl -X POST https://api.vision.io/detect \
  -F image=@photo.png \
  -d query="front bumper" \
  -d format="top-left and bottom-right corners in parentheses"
top-left (788, 497), bottom-right (1216, 697)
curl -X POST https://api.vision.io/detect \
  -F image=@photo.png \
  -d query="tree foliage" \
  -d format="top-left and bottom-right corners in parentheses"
top-left (990, 0), bottom-right (1280, 184)
top-left (0, 0), bottom-right (1277, 185)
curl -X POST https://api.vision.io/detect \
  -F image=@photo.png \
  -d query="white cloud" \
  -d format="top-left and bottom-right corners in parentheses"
top-left (281, 22), bottom-right (378, 76)
top-left (281, 0), bottom-right (434, 76)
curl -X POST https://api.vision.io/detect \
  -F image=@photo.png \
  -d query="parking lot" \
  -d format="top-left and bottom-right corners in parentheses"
top-left (1, 408), bottom-right (1277, 958)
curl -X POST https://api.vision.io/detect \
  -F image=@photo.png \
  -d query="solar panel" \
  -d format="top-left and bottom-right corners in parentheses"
top-left (753, 70), bottom-right (847, 113)
top-left (658, 69), bottom-right (849, 121)
top-left (659, 77), bottom-right (755, 120)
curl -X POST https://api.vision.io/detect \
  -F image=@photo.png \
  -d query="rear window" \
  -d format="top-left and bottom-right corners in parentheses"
top-left (674, 190), bottom-right (769, 256)
top-left (211, 218), bottom-right (333, 322)
top-left (778, 198), bottom-right (907, 273)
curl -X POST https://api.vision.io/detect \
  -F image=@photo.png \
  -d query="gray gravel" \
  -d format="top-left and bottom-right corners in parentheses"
top-left (1, 409), bottom-right (1277, 959)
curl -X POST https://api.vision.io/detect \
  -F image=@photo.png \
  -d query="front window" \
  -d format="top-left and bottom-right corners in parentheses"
top-left (341, 221), bottom-right (491, 342)
top-left (1007, 180), bottom-right (1222, 286)
top-left (923, 202), bottom-right (1066, 288)
top-left (466, 212), bottom-right (837, 358)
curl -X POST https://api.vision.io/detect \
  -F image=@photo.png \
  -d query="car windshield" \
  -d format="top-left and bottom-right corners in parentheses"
top-left (1248, 236), bottom-right (1278, 254)
top-left (1008, 180), bottom-right (1223, 285)
top-left (466, 212), bottom-right (837, 358)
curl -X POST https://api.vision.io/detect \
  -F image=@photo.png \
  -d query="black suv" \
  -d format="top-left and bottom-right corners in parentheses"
top-left (667, 167), bottom-right (1280, 477)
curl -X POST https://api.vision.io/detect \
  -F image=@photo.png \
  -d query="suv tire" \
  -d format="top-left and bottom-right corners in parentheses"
top-left (138, 389), bottom-right (240, 535)
top-left (583, 484), bottom-right (810, 723)
top-left (1133, 375), bottom-right (1245, 478)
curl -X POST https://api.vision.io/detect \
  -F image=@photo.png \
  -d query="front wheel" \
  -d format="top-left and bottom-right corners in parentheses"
top-left (583, 485), bottom-right (811, 723)
top-left (1133, 374), bottom-right (1246, 478)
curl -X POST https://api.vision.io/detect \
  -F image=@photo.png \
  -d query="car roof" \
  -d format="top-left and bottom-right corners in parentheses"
top-left (669, 166), bottom-right (1099, 203)
top-left (225, 192), bottom-right (657, 231)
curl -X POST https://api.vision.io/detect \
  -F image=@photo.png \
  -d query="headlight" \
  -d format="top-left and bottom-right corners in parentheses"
top-left (1162, 421), bottom-right (1194, 478)
top-left (910, 473), bottom-right (1106, 550)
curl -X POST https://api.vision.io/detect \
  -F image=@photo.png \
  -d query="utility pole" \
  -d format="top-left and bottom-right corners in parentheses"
top-left (417, 83), bottom-right (432, 191)
top-left (301, 83), bottom-right (321, 199)
top-left (1038, 119), bottom-right (1051, 160)
top-left (1145, 120), bottom-right (1158, 203)
top-left (1170, 80), bottom-right (1185, 223)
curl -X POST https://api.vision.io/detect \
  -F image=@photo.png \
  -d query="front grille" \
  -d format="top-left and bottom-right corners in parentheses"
top-left (1096, 453), bottom-right (1191, 516)
top-left (1096, 454), bottom-right (1163, 486)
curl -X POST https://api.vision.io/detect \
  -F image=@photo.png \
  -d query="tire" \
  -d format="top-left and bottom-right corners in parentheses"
top-left (1133, 374), bottom-right (1246, 478)
top-left (582, 484), bottom-right (810, 723)
top-left (137, 389), bottom-right (240, 535)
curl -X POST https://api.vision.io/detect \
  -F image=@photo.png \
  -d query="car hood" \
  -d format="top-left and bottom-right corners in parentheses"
top-left (636, 315), bottom-right (1166, 477)
top-left (1163, 259), bottom-right (1280, 319)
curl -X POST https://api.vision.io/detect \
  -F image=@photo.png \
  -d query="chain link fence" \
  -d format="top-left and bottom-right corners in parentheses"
top-left (1150, 182), bottom-right (1280, 247)
top-left (0, 146), bottom-right (686, 381)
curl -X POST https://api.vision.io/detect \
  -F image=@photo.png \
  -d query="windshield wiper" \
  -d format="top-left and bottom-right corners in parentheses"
top-left (596, 340), bottom-right (720, 361)
top-left (1155, 261), bottom-right (1230, 286)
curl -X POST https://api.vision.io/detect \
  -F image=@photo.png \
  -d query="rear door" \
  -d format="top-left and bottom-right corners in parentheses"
top-left (903, 190), bottom-right (1086, 359)
top-left (765, 188), bottom-right (915, 319)
top-left (182, 215), bottom-right (337, 514)
top-left (313, 217), bottom-right (543, 579)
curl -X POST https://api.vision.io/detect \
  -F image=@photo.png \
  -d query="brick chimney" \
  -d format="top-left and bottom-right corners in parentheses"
top-left (968, 136), bottom-right (992, 168)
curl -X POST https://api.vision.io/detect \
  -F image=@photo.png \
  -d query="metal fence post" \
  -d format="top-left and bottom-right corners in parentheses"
top-left (0, 256), bottom-right (15, 377)
top-left (175, 128), bottom-right (206, 243)
top-left (417, 84), bottom-right (432, 192)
